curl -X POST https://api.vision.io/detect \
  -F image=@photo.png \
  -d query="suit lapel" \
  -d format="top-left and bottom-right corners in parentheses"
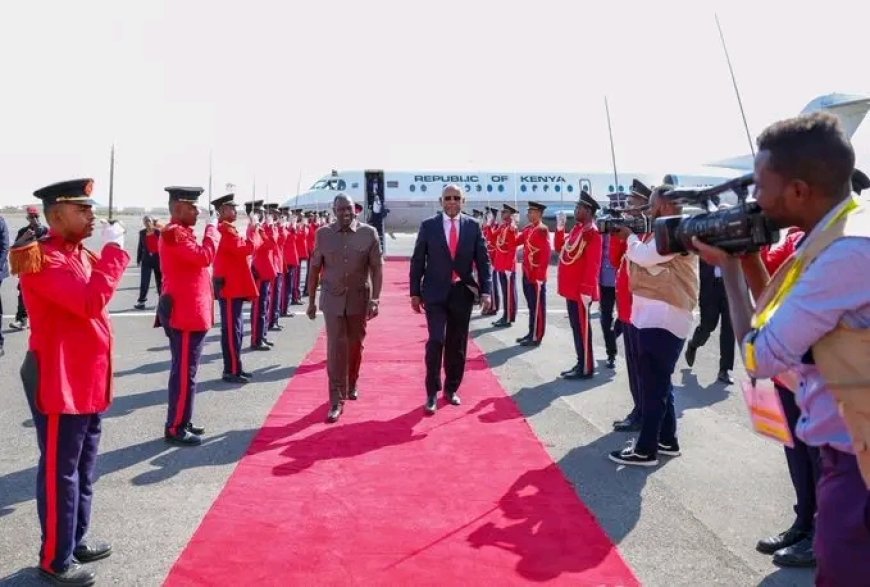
top-left (436, 212), bottom-right (451, 257)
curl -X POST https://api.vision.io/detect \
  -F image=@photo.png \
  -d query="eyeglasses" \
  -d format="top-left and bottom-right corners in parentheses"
top-left (443, 195), bottom-right (461, 202)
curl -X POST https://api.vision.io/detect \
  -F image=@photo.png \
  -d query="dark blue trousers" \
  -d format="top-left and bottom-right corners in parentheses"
top-left (635, 327), bottom-right (685, 457)
top-left (166, 329), bottom-right (206, 436)
top-left (776, 383), bottom-right (820, 532)
top-left (489, 267), bottom-right (501, 313)
top-left (21, 352), bottom-right (101, 573)
top-left (522, 274), bottom-right (546, 342)
top-left (498, 271), bottom-right (518, 323)
top-left (622, 321), bottom-right (642, 421)
top-left (250, 280), bottom-right (271, 347)
top-left (269, 274), bottom-right (283, 328)
top-left (566, 298), bottom-right (593, 375)
top-left (281, 266), bottom-right (298, 314)
top-left (218, 297), bottom-right (245, 376)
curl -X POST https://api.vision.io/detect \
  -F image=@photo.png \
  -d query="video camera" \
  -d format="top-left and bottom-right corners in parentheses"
top-left (654, 173), bottom-right (780, 256)
top-left (595, 208), bottom-right (651, 235)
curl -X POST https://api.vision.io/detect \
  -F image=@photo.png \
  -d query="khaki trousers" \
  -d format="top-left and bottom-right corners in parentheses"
top-left (323, 311), bottom-right (367, 406)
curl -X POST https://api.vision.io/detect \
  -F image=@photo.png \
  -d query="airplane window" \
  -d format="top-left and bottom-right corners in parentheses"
top-left (351, 182), bottom-right (359, 189)
top-left (465, 184), bottom-right (471, 193)
top-left (410, 184), bottom-right (416, 192)
top-left (555, 185), bottom-right (561, 192)
top-left (567, 185), bottom-right (574, 192)
top-left (543, 184), bottom-right (549, 192)
top-left (420, 184), bottom-right (427, 192)
top-left (618, 185), bottom-right (624, 192)
top-left (532, 185), bottom-right (538, 192)
top-left (520, 185), bottom-right (527, 193)
top-left (487, 184), bottom-right (493, 192)
top-left (497, 184), bottom-right (504, 192)
top-left (313, 180), bottom-right (328, 189)
top-left (337, 179), bottom-right (347, 190)
top-left (476, 184), bottom-right (482, 192)
top-left (608, 185), bottom-right (614, 192)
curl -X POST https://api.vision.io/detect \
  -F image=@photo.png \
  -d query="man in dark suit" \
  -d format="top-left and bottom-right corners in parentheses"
top-left (134, 215), bottom-right (162, 310)
top-left (0, 213), bottom-right (8, 357)
top-left (684, 258), bottom-right (735, 384)
top-left (410, 184), bottom-right (492, 414)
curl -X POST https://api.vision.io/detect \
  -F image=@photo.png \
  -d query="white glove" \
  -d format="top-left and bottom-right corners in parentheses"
top-left (209, 210), bottom-right (219, 227)
top-left (102, 221), bottom-right (126, 248)
top-left (556, 211), bottom-right (567, 230)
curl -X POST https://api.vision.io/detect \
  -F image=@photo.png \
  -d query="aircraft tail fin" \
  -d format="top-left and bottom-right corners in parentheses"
top-left (708, 93), bottom-right (870, 171)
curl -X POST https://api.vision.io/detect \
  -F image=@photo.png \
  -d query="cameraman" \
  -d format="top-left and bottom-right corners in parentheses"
top-left (609, 185), bottom-right (699, 466)
top-left (694, 112), bottom-right (870, 583)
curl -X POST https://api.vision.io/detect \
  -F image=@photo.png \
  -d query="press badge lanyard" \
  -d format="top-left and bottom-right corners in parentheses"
top-left (745, 197), bottom-right (861, 374)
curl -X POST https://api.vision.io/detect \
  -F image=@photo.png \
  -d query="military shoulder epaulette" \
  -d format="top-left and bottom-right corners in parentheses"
top-left (160, 224), bottom-right (182, 244)
top-left (10, 232), bottom-right (49, 275)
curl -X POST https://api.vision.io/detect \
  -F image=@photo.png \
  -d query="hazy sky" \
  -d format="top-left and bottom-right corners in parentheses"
top-left (1, 0), bottom-right (868, 208)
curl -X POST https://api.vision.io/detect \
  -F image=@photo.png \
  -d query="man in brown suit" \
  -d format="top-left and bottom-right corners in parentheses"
top-left (307, 193), bottom-right (383, 422)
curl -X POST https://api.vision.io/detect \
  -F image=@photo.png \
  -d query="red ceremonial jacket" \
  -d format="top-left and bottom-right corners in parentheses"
top-left (19, 236), bottom-right (130, 415)
top-left (305, 223), bottom-right (317, 258)
top-left (554, 221), bottom-right (603, 302)
top-left (159, 223), bottom-right (218, 331)
top-left (492, 222), bottom-right (518, 272)
top-left (214, 221), bottom-right (258, 300)
top-left (265, 223), bottom-right (284, 275)
top-left (283, 225), bottom-right (300, 267)
top-left (249, 224), bottom-right (277, 282)
top-left (295, 224), bottom-right (309, 260)
top-left (611, 236), bottom-right (633, 323)
top-left (516, 221), bottom-right (551, 282)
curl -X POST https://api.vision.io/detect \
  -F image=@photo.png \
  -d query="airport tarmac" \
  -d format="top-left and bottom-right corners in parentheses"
top-left (0, 219), bottom-right (813, 586)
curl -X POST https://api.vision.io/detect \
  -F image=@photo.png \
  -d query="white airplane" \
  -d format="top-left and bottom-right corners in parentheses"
top-left (285, 93), bottom-right (870, 231)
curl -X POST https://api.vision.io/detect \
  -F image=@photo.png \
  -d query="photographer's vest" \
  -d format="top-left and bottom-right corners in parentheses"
top-left (629, 236), bottom-right (699, 312)
top-left (747, 197), bottom-right (870, 487)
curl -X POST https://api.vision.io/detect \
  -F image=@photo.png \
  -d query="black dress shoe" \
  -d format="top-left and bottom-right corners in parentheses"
top-left (268, 324), bottom-right (284, 331)
top-left (327, 404), bottom-right (343, 423)
top-left (425, 396), bottom-right (437, 414)
top-left (563, 369), bottom-right (593, 380)
top-left (222, 373), bottom-right (249, 384)
top-left (186, 422), bottom-right (205, 435)
top-left (493, 319), bottom-right (511, 328)
top-left (263, 339), bottom-right (275, 347)
top-left (519, 339), bottom-right (540, 347)
top-left (165, 429), bottom-right (202, 446)
top-left (606, 357), bottom-right (616, 369)
top-left (684, 343), bottom-right (697, 367)
top-left (446, 393), bottom-right (461, 406)
top-left (348, 389), bottom-right (359, 400)
top-left (251, 343), bottom-right (271, 351)
top-left (773, 535), bottom-right (816, 567)
top-left (756, 527), bottom-right (810, 555)
top-left (560, 364), bottom-right (580, 377)
top-left (515, 334), bottom-right (531, 343)
top-left (39, 562), bottom-right (96, 586)
top-left (613, 418), bottom-right (641, 432)
top-left (240, 370), bottom-right (253, 379)
top-left (73, 540), bottom-right (112, 563)
top-left (717, 370), bottom-right (734, 384)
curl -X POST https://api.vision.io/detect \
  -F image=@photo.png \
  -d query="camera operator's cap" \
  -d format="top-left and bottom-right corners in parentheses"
top-left (164, 186), bottom-right (204, 203)
top-left (630, 179), bottom-right (652, 200)
top-left (578, 190), bottom-right (600, 212)
top-left (502, 203), bottom-right (518, 214)
top-left (852, 168), bottom-right (870, 195)
top-left (211, 193), bottom-right (237, 210)
top-left (34, 178), bottom-right (98, 207)
top-left (527, 201), bottom-right (547, 212)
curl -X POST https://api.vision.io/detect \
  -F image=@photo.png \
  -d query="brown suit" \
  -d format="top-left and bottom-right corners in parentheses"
top-left (309, 220), bottom-right (383, 405)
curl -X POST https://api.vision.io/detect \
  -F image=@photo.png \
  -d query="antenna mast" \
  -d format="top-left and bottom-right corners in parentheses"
top-left (108, 143), bottom-right (115, 221)
top-left (604, 97), bottom-right (619, 191)
top-left (208, 150), bottom-right (213, 199)
top-left (715, 13), bottom-right (755, 157)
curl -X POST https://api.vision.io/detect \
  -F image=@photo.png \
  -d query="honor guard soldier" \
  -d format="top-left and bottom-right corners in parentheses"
top-left (157, 186), bottom-right (218, 446)
top-left (304, 211), bottom-right (317, 290)
top-left (611, 179), bottom-right (652, 432)
top-left (264, 203), bottom-right (285, 331)
top-left (279, 206), bottom-right (300, 315)
top-left (481, 207), bottom-right (501, 316)
top-left (247, 200), bottom-right (276, 349)
top-left (516, 201), bottom-right (551, 346)
top-left (212, 193), bottom-right (257, 383)
top-left (492, 203), bottom-right (519, 327)
top-left (13, 178), bottom-right (128, 586)
top-left (554, 190), bottom-right (603, 378)
top-left (294, 211), bottom-right (310, 299)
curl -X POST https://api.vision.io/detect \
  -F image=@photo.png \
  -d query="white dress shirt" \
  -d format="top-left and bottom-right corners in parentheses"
top-left (626, 233), bottom-right (694, 339)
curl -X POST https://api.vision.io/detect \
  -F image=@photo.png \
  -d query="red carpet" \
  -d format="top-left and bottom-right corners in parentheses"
top-left (164, 261), bottom-right (638, 586)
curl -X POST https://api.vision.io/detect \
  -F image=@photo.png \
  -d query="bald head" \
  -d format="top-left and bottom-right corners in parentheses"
top-left (440, 184), bottom-right (464, 218)
top-left (332, 192), bottom-right (355, 229)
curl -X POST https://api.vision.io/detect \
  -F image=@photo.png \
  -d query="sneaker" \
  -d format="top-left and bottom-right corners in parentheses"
top-left (609, 444), bottom-right (658, 467)
top-left (658, 440), bottom-right (681, 457)
top-left (8, 319), bottom-right (27, 330)
top-left (134, 302), bottom-right (146, 310)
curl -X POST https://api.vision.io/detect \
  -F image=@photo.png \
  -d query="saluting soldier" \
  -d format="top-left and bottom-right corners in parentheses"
top-left (516, 201), bottom-right (551, 346)
top-left (279, 205), bottom-right (300, 315)
top-left (13, 178), bottom-right (128, 586)
top-left (554, 190), bottom-right (603, 379)
top-left (492, 204), bottom-right (519, 327)
top-left (157, 186), bottom-right (218, 446)
top-left (264, 203), bottom-right (285, 331)
top-left (481, 207), bottom-right (501, 316)
top-left (247, 200), bottom-right (276, 350)
top-left (212, 193), bottom-right (257, 383)
top-left (294, 210), bottom-right (310, 299)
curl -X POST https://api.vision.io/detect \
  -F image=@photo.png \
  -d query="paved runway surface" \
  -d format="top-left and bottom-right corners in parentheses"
top-left (0, 221), bottom-right (813, 585)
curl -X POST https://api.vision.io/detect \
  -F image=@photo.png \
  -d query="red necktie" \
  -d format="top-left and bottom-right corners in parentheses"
top-left (449, 218), bottom-right (459, 282)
